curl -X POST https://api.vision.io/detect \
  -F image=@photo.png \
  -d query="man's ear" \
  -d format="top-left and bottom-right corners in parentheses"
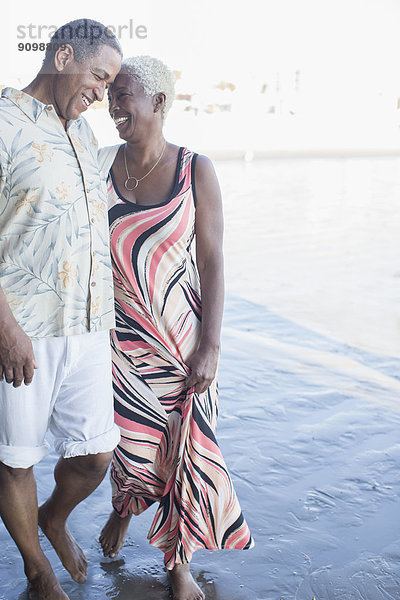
top-left (54, 44), bottom-right (74, 72)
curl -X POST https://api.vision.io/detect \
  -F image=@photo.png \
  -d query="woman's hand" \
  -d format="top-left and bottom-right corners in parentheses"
top-left (185, 345), bottom-right (219, 394)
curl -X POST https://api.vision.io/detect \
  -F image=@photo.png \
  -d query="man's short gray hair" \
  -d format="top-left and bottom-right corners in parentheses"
top-left (121, 56), bottom-right (175, 118)
top-left (43, 18), bottom-right (122, 68)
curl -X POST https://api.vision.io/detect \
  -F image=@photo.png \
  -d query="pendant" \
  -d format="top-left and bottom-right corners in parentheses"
top-left (124, 176), bottom-right (139, 191)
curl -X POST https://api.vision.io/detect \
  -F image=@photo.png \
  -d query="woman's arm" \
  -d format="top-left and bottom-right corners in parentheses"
top-left (185, 155), bottom-right (224, 394)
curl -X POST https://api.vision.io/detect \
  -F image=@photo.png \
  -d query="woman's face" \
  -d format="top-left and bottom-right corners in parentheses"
top-left (108, 72), bottom-right (155, 141)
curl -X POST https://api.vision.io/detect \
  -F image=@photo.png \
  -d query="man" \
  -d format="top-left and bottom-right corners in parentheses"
top-left (0, 19), bottom-right (122, 600)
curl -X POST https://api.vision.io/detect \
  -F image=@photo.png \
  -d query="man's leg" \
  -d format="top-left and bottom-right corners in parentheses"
top-left (41, 331), bottom-right (119, 581)
top-left (38, 451), bottom-right (113, 583)
top-left (0, 462), bottom-right (69, 600)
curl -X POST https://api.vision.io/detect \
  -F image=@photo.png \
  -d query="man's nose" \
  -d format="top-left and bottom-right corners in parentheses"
top-left (94, 80), bottom-right (107, 102)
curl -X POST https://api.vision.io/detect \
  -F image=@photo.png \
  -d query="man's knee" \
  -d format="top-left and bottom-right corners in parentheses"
top-left (64, 451), bottom-right (113, 477)
top-left (84, 451), bottom-right (113, 474)
top-left (0, 461), bottom-right (33, 481)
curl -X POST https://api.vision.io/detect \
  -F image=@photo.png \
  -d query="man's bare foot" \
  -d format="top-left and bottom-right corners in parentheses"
top-left (27, 567), bottom-right (69, 600)
top-left (168, 564), bottom-right (205, 600)
top-left (38, 503), bottom-right (87, 584)
top-left (99, 511), bottom-right (132, 558)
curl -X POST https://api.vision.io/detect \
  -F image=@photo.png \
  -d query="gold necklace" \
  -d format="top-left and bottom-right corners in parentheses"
top-left (123, 141), bottom-right (166, 191)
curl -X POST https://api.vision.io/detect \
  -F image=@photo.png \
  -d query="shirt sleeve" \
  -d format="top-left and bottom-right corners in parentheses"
top-left (0, 159), bottom-right (8, 211)
top-left (98, 145), bottom-right (121, 178)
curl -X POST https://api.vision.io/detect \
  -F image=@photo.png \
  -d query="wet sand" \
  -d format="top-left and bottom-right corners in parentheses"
top-left (1, 157), bottom-right (400, 599)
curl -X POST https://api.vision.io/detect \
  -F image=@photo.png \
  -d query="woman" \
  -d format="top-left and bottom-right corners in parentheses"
top-left (98, 56), bottom-right (253, 600)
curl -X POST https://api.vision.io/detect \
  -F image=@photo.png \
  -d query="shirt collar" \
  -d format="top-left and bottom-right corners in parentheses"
top-left (1, 87), bottom-right (52, 123)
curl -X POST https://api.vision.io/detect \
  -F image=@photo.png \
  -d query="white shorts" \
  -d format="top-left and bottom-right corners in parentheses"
top-left (0, 331), bottom-right (120, 469)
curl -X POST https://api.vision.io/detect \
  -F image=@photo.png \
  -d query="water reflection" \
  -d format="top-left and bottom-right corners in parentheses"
top-left (99, 559), bottom-right (221, 600)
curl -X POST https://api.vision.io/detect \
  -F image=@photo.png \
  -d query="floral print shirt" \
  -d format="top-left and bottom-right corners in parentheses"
top-left (0, 87), bottom-right (115, 338)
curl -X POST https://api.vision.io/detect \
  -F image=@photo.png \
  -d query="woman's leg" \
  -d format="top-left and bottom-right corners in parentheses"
top-left (168, 564), bottom-right (205, 600)
top-left (99, 510), bottom-right (132, 558)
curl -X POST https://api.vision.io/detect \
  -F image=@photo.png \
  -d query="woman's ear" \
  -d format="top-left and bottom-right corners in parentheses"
top-left (153, 93), bottom-right (166, 113)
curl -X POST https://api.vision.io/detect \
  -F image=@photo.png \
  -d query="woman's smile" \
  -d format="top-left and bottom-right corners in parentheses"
top-left (113, 114), bottom-right (130, 129)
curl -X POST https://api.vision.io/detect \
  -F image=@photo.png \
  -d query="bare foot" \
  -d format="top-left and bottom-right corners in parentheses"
top-left (38, 503), bottom-right (87, 584)
top-left (168, 564), bottom-right (205, 600)
top-left (99, 511), bottom-right (132, 558)
top-left (27, 567), bottom-right (69, 599)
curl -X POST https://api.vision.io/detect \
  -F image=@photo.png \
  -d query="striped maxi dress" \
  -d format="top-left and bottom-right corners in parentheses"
top-left (105, 146), bottom-right (254, 569)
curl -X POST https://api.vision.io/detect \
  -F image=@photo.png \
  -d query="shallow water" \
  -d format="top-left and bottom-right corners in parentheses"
top-left (220, 156), bottom-right (400, 356)
top-left (1, 157), bottom-right (400, 600)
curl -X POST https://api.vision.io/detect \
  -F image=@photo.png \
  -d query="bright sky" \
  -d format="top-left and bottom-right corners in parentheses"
top-left (3, 0), bottom-right (400, 87)
top-left (2, 0), bottom-right (400, 146)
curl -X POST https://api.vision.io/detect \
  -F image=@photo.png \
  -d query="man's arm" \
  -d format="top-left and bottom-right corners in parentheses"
top-left (0, 163), bottom-right (37, 387)
top-left (0, 287), bottom-right (37, 386)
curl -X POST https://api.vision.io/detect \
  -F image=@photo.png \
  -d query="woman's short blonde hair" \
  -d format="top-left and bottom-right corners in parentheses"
top-left (121, 55), bottom-right (175, 118)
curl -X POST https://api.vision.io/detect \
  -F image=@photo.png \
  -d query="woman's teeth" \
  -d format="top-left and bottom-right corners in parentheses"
top-left (114, 116), bottom-right (129, 126)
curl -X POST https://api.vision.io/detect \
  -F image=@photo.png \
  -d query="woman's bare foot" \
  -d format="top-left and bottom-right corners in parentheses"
top-left (27, 566), bottom-right (69, 599)
top-left (168, 564), bottom-right (205, 600)
top-left (99, 511), bottom-right (132, 558)
top-left (38, 502), bottom-right (87, 584)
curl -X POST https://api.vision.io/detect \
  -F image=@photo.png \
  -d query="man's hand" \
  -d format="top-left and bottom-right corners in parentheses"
top-left (0, 321), bottom-right (37, 387)
top-left (185, 346), bottom-right (219, 394)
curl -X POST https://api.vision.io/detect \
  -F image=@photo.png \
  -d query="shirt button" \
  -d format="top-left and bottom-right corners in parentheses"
top-left (85, 188), bottom-right (90, 194)
top-left (46, 105), bottom-right (53, 111)
top-left (91, 217), bottom-right (95, 224)
top-left (91, 281), bottom-right (96, 287)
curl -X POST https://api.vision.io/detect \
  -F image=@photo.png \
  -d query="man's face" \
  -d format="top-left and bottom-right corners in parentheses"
top-left (53, 44), bottom-right (122, 121)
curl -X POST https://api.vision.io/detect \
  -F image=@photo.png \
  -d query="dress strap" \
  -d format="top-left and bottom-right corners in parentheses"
top-left (178, 148), bottom-right (198, 205)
